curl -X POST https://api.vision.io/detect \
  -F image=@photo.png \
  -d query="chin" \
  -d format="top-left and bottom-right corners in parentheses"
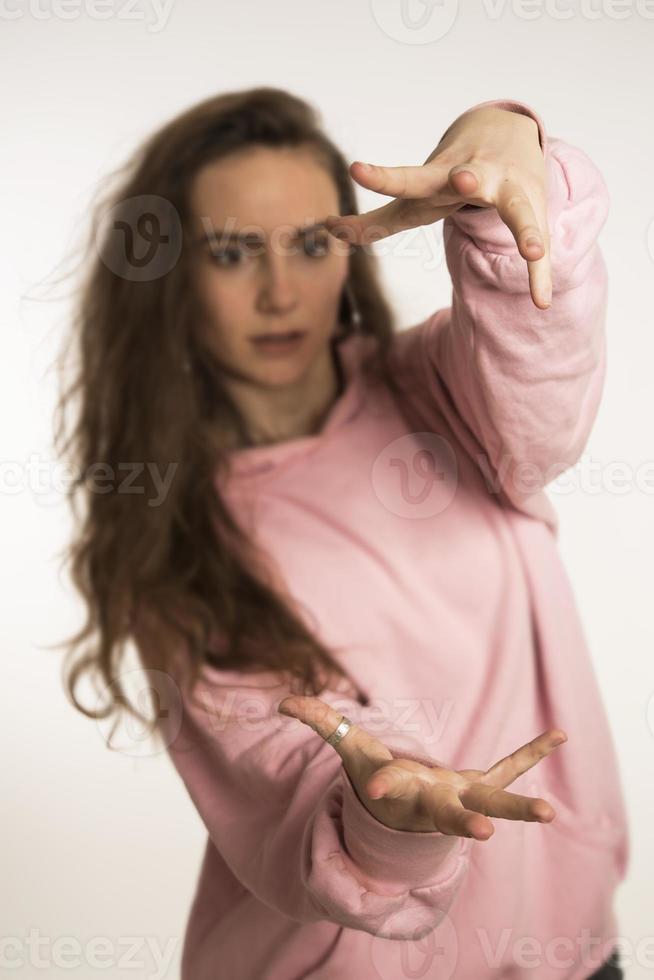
top-left (250, 360), bottom-right (309, 388)
top-left (244, 338), bottom-right (323, 384)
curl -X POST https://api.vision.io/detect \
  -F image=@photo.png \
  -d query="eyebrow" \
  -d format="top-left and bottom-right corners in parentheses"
top-left (193, 221), bottom-right (330, 247)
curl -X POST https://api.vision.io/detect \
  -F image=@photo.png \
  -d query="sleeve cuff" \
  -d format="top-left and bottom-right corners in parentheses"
top-left (340, 746), bottom-right (470, 892)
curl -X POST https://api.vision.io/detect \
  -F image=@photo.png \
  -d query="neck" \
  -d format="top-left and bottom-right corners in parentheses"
top-left (222, 338), bottom-right (346, 449)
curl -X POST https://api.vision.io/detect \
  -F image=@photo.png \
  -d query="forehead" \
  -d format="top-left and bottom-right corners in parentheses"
top-left (189, 146), bottom-right (340, 233)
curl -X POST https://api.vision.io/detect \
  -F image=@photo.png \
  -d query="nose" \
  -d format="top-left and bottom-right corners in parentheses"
top-left (256, 252), bottom-right (298, 315)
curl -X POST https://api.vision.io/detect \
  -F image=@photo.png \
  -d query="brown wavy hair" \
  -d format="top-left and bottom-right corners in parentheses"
top-left (53, 85), bottom-right (407, 741)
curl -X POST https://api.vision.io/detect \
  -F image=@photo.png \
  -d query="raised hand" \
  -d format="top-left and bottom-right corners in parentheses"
top-left (278, 694), bottom-right (567, 841)
top-left (324, 105), bottom-right (551, 310)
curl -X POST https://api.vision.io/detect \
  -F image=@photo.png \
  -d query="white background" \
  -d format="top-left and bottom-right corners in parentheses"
top-left (2, 1), bottom-right (653, 977)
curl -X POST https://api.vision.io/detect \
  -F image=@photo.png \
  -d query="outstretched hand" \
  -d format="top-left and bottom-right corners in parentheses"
top-left (278, 694), bottom-right (567, 841)
top-left (324, 105), bottom-right (551, 310)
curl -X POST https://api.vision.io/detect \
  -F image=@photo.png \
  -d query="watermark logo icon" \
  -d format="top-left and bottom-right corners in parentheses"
top-left (371, 432), bottom-right (458, 518)
top-left (370, 0), bottom-right (460, 43)
top-left (95, 667), bottom-right (183, 757)
top-left (95, 194), bottom-right (182, 282)
top-left (370, 908), bottom-right (459, 978)
top-left (646, 214), bottom-right (654, 265)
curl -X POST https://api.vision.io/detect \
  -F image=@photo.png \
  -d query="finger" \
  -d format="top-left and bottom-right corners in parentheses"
top-left (457, 768), bottom-right (487, 782)
top-left (447, 166), bottom-right (486, 201)
top-left (347, 159), bottom-right (448, 200)
top-left (276, 696), bottom-right (391, 767)
top-left (325, 200), bottom-right (464, 246)
top-left (422, 784), bottom-right (495, 840)
top-left (449, 167), bottom-right (548, 260)
top-left (526, 219), bottom-right (552, 310)
top-left (449, 169), bottom-right (552, 308)
top-left (481, 729), bottom-right (567, 789)
top-left (460, 781), bottom-right (556, 823)
top-left (494, 178), bottom-right (546, 263)
top-left (277, 695), bottom-right (355, 745)
top-left (325, 199), bottom-right (408, 245)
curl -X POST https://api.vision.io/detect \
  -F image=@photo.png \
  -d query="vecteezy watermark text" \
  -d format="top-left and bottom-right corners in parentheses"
top-left (0, 455), bottom-right (179, 508)
top-left (0, 929), bottom-right (178, 977)
top-left (0, 0), bottom-right (175, 32)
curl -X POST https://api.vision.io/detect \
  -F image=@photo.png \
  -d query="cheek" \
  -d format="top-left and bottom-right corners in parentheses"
top-left (301, 257), bottom-right (348, 308)
top-left (188, 275), bottom-right (241, 364)
top-left (196, 271), bottom-right (249, 337)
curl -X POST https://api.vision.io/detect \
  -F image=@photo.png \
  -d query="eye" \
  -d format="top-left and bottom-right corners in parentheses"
top-left (303, 235), bottom-right (330, 258)
top-left (208, 248), bottom-right (243, 267)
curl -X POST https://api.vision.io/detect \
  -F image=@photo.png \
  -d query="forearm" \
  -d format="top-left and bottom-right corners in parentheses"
top-left (434, 103), bottom-right (609, 508)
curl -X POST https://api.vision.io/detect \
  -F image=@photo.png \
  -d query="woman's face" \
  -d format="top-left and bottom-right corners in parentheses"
top-left (188, 145), bottom-right (349, 389)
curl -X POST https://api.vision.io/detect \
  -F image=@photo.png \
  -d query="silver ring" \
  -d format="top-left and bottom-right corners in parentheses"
top-left (325, 714), bottom-right (352, 747)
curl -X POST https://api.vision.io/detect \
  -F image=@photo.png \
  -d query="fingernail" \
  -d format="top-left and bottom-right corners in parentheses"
top-left (526, 236), bottom-right (541, 249)
top-left (356, 161), bottom-right (373, 173)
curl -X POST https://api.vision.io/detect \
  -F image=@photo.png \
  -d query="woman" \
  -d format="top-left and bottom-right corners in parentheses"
top-left (56, 87), bottom-right (628, 979)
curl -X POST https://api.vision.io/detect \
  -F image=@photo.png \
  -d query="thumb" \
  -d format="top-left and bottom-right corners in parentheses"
top-left (366, 761), bottom-right (420, 801)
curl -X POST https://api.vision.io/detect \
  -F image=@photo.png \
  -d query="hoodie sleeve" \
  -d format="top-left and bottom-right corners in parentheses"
top-left (160, 668), bottom-right (472, 939)
top-left (392, 99), bottom-right (609, 534)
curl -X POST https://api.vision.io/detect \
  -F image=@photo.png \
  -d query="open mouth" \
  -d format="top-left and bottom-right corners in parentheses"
top-left (249, 331), bottom-right (306, 354)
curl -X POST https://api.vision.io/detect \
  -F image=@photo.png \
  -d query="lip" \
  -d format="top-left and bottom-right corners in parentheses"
top-left (249, 331), bottom-right (307, 356)
top-left (249, 330), bottom-right (306, 340)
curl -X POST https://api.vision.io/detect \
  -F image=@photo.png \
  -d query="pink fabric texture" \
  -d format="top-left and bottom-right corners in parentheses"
top-left (156, 100), bottom-right (629, 979)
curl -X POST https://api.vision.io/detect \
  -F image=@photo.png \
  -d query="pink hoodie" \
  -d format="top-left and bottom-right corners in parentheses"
top-left (156, 100), bottom-right (629, 979)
